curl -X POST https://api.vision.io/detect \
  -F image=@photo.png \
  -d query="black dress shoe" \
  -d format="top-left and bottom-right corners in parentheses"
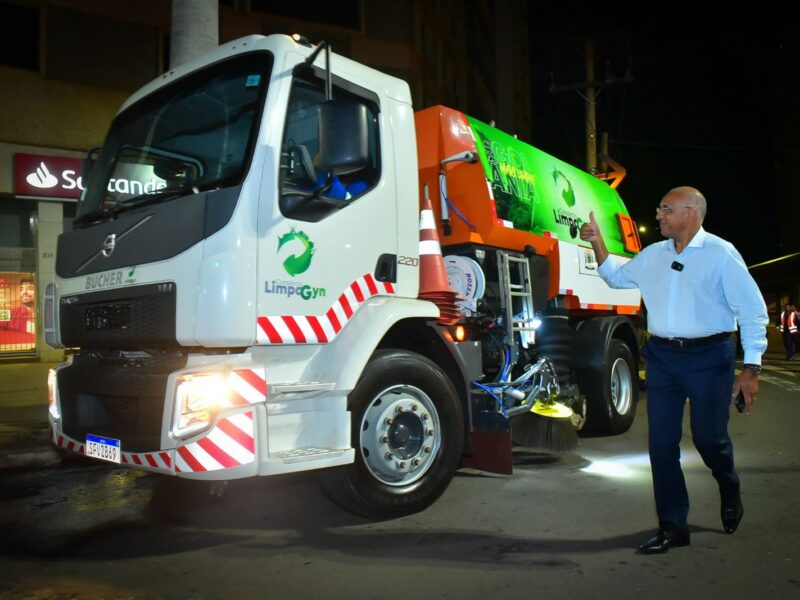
top-left (637, 529), bottom-right (691, 554)
top-left (722, 495), bottom-right (744, 534)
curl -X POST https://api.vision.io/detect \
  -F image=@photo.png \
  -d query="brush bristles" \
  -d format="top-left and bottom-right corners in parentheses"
top-left (511, 412), bottom-right (579, 453)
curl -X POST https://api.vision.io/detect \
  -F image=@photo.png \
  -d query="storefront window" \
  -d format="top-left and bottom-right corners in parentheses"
top-left (0, 272), bottom-right (36, 354)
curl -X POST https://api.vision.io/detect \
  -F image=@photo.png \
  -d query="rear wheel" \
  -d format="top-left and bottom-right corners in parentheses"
top-left (317, 349), bottom-right (464, 519)
top-left (580, 339), bottom-right (638, 434)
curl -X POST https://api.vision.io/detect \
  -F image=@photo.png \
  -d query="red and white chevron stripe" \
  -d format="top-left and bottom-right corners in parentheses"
top-left (122, 449), bottom-right (172, 471)
top-left (175, 411), bottom-right (255, 473)
top-left (53, 432), bottom-right (84, 455)
top-left (256, 273), bottom-right (395, 345)
top-left (227, 368), bottom-right (267, 406)
top-left (52, 431), bottom-right (174, 474)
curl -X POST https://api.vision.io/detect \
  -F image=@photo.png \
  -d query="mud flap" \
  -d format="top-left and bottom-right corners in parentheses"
top-left (460, 409), bottom-right (513, 475)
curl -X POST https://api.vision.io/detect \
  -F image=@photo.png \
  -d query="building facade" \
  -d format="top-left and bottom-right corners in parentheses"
top-left (0, 0), bottom-right (531, 359)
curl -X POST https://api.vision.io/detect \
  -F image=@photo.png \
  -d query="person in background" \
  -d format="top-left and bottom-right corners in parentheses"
top-left (778, 303), bottom-right (797, 360)
top-left (0, 277), bottom-right (35, 336)
top-left (580, 186), bottom-right (768, 554)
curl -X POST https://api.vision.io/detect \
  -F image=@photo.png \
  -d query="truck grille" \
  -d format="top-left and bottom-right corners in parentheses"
top-left (58, 353), bottom-right (187, 452)
top-left (60, 283), bottom-right (177, 349)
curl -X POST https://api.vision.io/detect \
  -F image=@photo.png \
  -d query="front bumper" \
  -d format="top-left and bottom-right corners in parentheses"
top-left (50, 355), bottom-right (354, 480)
top-left (52, 405), bottom-right (258, 478)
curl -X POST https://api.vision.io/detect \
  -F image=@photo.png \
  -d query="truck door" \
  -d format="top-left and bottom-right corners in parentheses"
top-left (256, 69), bottom-right (397, 344)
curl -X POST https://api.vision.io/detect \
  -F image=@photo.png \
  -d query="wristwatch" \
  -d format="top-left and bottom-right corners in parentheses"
top-left (743, 363), bottom-right (762, 375)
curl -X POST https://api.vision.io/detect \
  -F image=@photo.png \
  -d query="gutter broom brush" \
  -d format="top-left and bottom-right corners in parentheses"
top-left (511, 399), bottom-right (579, 453)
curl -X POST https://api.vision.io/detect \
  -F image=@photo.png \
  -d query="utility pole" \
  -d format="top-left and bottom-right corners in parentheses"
top-left (170, 0), bottom-right (219, 69)
top-left (584, 38), bottom-right (597, 174)
top-left (548, 36), bottom-right (631, 175)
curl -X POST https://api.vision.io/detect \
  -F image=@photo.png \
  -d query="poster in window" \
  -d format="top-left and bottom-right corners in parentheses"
top-left (0, 273), bottom-right (37, 353)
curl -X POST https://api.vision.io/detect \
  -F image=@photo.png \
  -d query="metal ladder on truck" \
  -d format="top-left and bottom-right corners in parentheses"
top-left (497, 251), bottom-right (536, 361)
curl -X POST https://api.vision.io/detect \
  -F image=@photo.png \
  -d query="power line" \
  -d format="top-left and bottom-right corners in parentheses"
top-left (613, 140), bottom-right (800, 154)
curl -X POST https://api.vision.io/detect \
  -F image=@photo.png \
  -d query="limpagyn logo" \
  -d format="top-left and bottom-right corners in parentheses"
top-left (551, 168), bottom-right (582, 238)
top-left (277, 227), bottom-right (315, 276)
top-left (26, 162), bottom-right (59, 189)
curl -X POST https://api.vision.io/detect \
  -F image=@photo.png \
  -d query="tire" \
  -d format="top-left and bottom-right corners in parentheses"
top-left (317, 349), bottom-right (464, 520)
top-left (579, 339), bottom-right (638, 435)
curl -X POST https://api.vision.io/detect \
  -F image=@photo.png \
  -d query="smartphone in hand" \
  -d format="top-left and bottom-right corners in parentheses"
top-left (734, 390), bottom-right (746, 414)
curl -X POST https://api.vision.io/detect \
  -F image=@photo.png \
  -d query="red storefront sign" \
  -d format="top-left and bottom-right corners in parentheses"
top-left (14, 153), bottom-right (84, 199)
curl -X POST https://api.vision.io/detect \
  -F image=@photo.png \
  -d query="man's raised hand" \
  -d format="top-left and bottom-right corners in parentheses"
top-left (580, 211), bottom-right (601, 242)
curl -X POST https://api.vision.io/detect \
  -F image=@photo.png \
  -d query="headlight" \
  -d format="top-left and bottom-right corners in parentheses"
top-left (173, 372), bottom-right (232, 438)
top-left (47, 368), bottom-right (60, 420)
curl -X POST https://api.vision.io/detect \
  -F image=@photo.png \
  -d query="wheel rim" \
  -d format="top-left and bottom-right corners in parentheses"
top-left (609, 357), bottom-right (632, 415)
top-left (359, 384), bottom-right (441, 487)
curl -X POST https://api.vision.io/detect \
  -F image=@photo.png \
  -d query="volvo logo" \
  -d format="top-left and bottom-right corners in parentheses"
top-left (102, 234), bottom-right (117, 258)
top-left (74, 214), bottom-right (152, 274)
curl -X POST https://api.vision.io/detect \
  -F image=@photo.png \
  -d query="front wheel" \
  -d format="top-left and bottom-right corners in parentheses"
top-left (317, 349), bottom-right (464, 519)
top-left (579, 339), bottom-right (638, 435)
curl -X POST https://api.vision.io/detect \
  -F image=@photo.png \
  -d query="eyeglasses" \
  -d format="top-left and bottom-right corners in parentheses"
top-left (656, 204), bottom-right (694, 215)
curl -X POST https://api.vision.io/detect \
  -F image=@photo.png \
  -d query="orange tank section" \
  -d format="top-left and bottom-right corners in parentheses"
top-left (414, 105), bottom-right (561, 300)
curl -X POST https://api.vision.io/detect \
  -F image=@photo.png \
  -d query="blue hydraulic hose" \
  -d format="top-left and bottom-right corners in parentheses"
top-left (439, 174), bottom-right (476, 230)
top-left (499, 347), bottom-right (511, 382)
top-left (471, 381), bottom-right (506, 416)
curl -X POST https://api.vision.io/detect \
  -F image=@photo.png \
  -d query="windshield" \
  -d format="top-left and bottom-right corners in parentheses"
top-left (78, 51), bottom-right (273, 218)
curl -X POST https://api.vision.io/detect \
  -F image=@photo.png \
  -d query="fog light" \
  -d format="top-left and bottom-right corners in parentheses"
top-left (454, 325), bottom-right (466, 342)
top-left (173, 373), bottom-right (231, 438)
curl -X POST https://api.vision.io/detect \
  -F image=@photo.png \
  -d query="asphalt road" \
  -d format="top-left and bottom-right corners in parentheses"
top-left (1, 371), bottom-right (798, 600)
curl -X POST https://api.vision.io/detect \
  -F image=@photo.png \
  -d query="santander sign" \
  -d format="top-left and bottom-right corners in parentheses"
top-left (14, 152), bottom-right (166, 200)
top-left (14, 153), bottom-right (85, 199)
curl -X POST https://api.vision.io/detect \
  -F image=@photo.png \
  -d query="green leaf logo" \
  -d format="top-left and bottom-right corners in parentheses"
top-left (277, 227), bottom-right (315, 276)
top-left (124, 265), bottom-right (137, 284)
top-left (552, 168), bottom-right (576, 207)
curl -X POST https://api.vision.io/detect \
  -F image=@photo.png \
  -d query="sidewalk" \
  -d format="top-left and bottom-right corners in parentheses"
top-left (0, 360), bottom-right (60, 469)
top-left (1, 329), bottom-right (797, 471)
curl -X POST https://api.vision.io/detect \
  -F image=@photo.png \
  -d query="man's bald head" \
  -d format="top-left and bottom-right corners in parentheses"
top-left (665, 186), bottom-right (707, 222)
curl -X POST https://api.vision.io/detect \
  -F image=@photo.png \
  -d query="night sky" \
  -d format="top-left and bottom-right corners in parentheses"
top-left (527, 2), bottom-right (800, 265)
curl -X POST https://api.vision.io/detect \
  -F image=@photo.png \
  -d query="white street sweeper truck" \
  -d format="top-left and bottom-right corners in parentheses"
top-left (45, 34), bottom-right (642, 518)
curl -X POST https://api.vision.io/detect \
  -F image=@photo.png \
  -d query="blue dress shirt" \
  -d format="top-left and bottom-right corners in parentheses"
top-left (597, 227), bottom-right (768, 365)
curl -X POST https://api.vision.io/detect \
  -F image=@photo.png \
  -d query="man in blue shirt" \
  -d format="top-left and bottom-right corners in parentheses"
top-left (580, 186), bottom-right (768, 554)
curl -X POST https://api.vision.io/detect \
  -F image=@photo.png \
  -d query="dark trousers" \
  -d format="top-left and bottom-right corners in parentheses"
top-left (642, 337), bottom-right (739, 530)
top-left (783, 332), bottom-right (795, 357)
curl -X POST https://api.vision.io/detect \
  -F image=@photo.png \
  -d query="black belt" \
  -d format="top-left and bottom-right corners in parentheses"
top-left (651, 332), bottom-right (733, 348)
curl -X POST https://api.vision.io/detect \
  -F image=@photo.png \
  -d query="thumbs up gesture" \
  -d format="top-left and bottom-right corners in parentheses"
top-left (580, 211), bottom-right (610, 265)
top-left (580, 211), bottom-right (602, 242)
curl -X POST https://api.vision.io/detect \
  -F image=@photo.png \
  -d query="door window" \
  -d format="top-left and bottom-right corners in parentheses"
top-left (279, 72), bottom-right (380, 221)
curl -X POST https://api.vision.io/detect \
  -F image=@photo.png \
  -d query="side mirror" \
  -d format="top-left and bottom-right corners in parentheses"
top-left (81, 146), bottom-right (102, 181)
top-left (317, 100), bottom-right (369, 175)
top-left (153, 159), bottom-right (199, 183)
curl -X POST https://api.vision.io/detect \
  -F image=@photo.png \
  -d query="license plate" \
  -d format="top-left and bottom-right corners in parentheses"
top-left (85, 434), bottom-right (121, 464)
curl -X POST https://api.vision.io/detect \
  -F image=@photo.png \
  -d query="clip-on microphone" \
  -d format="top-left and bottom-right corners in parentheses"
top-left (671, 261), bottom-right (684, 272)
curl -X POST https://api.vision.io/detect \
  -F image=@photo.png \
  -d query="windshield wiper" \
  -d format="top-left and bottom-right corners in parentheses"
top-left (73, 186), bottom-right (197, 228)
top-left (111, 186), bottom-right (198, 217)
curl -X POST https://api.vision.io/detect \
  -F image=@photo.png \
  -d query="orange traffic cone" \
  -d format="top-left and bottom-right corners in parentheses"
top-left (418, 184), bottom-right (462, 325)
